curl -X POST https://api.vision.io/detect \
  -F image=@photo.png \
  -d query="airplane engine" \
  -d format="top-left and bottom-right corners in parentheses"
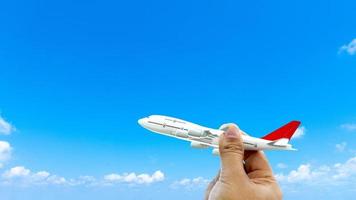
top-left (188, 129), bottom-right (207, 137)
top-left (190, 141), bottom-right (209, 148)
top-left (212, 148), bottom-right (220, 155)
top-left (175, 129), bottom-right (188, 138)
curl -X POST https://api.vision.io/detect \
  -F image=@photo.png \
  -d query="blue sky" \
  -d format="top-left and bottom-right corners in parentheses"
top-left (0, 0), bottom-right (356, 199)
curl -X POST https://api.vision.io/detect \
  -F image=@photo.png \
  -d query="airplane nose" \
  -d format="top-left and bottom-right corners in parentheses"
top-left (138, 118), bottom-right (146, 126)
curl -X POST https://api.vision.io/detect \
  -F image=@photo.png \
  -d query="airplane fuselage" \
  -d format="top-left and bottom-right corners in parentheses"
top-left (138, 115), bottom-right (295, 155)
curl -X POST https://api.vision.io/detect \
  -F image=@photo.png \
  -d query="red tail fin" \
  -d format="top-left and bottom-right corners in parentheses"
top-left (262, 121), bottom-right (301, 141)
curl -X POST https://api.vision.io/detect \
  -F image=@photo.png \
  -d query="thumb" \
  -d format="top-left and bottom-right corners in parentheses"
top-left (219, 124), bottom-right (247, 182)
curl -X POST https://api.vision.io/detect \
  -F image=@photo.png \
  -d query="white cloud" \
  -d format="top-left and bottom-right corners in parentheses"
top-left (0, 141), bottom-right (12, 168)
top-left (275, 164), bottom-right (322, 183)
top-left (333, 157), bottom-right (356, 179)
top-left (46, 175), bottom-right (67, 185)
top-left (335, 142), bottom-right (347, 152)
top-left (171, 177), bottom-right (209, 189)
top-left (292, 126), bottom-right (305, 139)
top-left (0, 116), bottom-right (15, 135)
top-left (2, 166), bottom-right (30, 178)
top-left (277, 163), bottom-right (288, 169)
top-left (1, 166), bottom-right (164, 187)
top-left (276, 156), bottom-right (356, 189)
top-left (104, 173), bottom-right (121, 182)
top-left (339, 38), bottom-right (356, 55)
top-left (2, 166), bottom-right (65, 186)
top-left (69, 176), bottom-right (96, 186)
top-left (341, 123), bottom-right (356, 131)
top-left (32, 171), bottom-right (50, 182)
top-left (104, 170), bottom-right (164, 185)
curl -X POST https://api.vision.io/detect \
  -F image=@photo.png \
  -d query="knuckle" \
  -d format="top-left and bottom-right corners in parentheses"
top-left (221, 142), bottom-right (243, 154)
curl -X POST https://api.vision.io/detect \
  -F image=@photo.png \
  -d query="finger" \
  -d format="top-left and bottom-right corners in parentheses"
top-left (219, 124), bottom-right (247, 182)
top-left (244, 151), bottom-right (274, 179)
top-left (204, 170), bottom-right (220, 200)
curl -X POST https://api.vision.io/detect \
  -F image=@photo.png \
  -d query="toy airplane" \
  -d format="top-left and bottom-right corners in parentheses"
top-left (138, 115), bottom-right (301, 155)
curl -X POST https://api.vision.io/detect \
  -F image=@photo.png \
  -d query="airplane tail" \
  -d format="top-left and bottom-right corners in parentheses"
top-left (261, 121), bottom-right (301, 142)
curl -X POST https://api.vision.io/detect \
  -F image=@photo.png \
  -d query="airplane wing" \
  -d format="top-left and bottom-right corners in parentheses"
top-left (148, 129), bottom-right (219, 148)
top-left (190, 137), bottom-right (218, 148)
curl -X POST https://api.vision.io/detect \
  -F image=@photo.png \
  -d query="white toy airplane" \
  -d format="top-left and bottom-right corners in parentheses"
top-left (138, 115), bottom-right (301, 155)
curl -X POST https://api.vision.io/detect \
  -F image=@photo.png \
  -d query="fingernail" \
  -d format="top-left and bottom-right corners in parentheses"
top-left (224, 126), bottom-right (239, 138)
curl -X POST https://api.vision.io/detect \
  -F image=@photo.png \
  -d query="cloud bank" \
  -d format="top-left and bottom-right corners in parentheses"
top-left (104, 170), bottom-right (164, 185)
top-left (1, 166), bottom-right (165, 187)
top-left (276, 156), bottom-right (356, 190)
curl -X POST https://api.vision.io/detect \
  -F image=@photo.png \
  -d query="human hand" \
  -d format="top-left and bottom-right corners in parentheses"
top-left (205, 124), bottom-right (282, 200)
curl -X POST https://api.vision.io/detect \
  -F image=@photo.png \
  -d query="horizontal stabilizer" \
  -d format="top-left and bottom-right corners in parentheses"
top-left (272, 138), bottom-right (289, 146)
